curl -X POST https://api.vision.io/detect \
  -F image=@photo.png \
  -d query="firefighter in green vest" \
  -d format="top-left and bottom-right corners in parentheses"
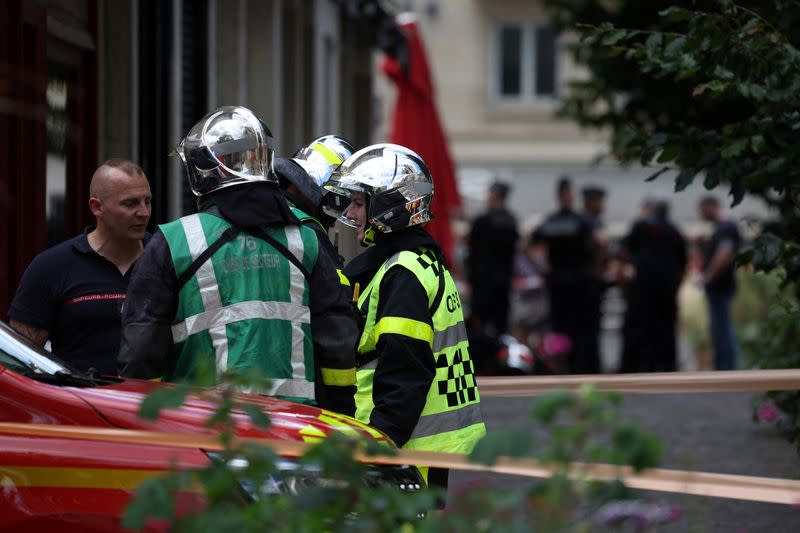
top-left (274, 135), bottom-right (355, 287)
top-left (324, 143), bottom-right (486, 493)
top-left (118, 106), bottom-right (357, 416)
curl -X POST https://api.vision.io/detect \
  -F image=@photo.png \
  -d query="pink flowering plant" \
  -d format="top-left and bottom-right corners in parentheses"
top-left (741, 298), bottom-right (800, 448)
top-left (757, 401), bottom-right (779, 424)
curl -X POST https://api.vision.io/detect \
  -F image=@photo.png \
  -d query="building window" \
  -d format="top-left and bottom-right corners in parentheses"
top-left (493, 22), bottom-right (557, 102)
top-left (500, 26), bottom-right (522, 96)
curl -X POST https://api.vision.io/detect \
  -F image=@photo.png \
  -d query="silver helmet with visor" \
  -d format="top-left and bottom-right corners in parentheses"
top-left (173, 105), bottom-right (277, 196)
top-left (323, 143), bottom-right (434, 245)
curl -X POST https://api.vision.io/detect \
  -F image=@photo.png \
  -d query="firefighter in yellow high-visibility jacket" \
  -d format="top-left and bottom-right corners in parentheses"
top-left (323, 143), bottom-right (486, 497)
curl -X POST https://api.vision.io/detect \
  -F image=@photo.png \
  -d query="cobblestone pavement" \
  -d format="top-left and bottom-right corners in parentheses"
top-left (449, 392), bottom-right (800, 532)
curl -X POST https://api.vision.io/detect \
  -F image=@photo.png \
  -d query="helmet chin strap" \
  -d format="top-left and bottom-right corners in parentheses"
top-left (361, 226), bottom-right (377, 247)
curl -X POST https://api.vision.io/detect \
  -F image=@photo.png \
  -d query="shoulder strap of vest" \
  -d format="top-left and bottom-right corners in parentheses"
top-left (289, 204), bottom-right (310, 221)
top-left (303, 216), bottom-right (328, 234)
top-left (246, 226), bottom-right (312, 285)
top-left (290, 203), bottom-right (328, 234)
top-left (176, 207), bottom-right (313, 290)
top-left (421, 248), bottom-right (446, 314)
top-left (430, 269), bottom-right (445, 314)
top-left (176, 224), bottom-right (240, 291)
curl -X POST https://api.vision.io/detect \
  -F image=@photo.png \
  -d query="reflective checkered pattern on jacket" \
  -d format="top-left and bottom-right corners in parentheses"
top-left (354, 247), bottom-right (486, 455)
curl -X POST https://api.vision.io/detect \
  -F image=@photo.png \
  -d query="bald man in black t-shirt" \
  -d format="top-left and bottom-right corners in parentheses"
top-left (9, 160), bottom-right (151, 374)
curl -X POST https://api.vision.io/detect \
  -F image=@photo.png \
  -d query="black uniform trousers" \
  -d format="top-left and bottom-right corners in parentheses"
top-left (548, 276), bottom-right (601, 374)
top-left (621, 280), bottom-right (679, 373)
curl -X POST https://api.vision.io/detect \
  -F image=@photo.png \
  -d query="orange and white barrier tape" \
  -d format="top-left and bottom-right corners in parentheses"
top-left (0, 423), bottom-right (798, 505)
top-left (477, 369), bottom-right (800, 397)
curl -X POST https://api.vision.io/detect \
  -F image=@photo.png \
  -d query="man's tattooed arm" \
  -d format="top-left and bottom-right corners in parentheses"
top-left (9, 319), bottom-right (49, 347)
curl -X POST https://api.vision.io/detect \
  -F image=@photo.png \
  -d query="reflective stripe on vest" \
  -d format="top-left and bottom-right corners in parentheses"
top-left (320, 367), bottom-right (357, 386)
top-left (269, 378), bottom-right (315, 399)
top-left (432, 322), bottom-right (469, 353)
top-left (171, 300), bottom-right (310, 342)
top-left (178, 214), bottom-right (230, 372)
top-left (374, 316), bottom-right (434, 346)
top-left (408, 402), bottom-right (483, 440)
top-left (285, 226), bottom-right (309, 395)
top-left (161, 213), bottom-right (317, 403)
top-left (355, 248), bottom-right (486, 454)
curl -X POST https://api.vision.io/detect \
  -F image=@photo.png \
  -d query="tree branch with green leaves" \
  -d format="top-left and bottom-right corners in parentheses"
top-left (546, 0), bottom-right (800, 285)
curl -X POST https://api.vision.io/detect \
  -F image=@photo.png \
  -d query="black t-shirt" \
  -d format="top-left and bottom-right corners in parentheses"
top-left (621, 216), bottom-right (687, 287)
top-left (9, 228), bottom-right (150, 375)
top-left (532, 207), bottom-right (595, 280)
top-left (704, 219), bottom-right (741, 292)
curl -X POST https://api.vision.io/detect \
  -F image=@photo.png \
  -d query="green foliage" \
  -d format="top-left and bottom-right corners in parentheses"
top-left (610, 422), bottom-right (662, 472)
top-left (531, 390), bottom-right (577, 424)
top-left (525, 385), bottom-right (660, 473)
top-left (124, 371), bottom-right (672, 532)
top-left (124, 369), bottom-right (437, 533)
top-left (138, 384), bottom-right (189, 420)
top-left (681, 269), bottom-right (785, 357)
top-left (465, 385), bottom-right (664, 531)
top-left (242, 404), bottom-right (271, 429)
top-left (732, 270), bottom-right (785, 326)
top-left (741, 232), bottom-right (784, 272)
top-left (545, 0), bottom-right (800, 457)
top-left (123, 472), bottom-right (185, 529)
top-left (740, 286), bottom-right (800, 446)
top-left (544, 0), bottom-right (800, 285)
top-left (470, 428), bottom-right (534, 465)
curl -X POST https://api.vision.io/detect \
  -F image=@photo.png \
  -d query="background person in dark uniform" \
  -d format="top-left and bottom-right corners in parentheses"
top-left (9, 160), bottom-right (151, 375)
top-left (580, 185), bottom-right (609, 363)
top-left (532, 177), bottom-right (600, 374)
top-left (581, 184), bottom-right (609, 279)
top-left (618, 200), bottom-right (687, 372)
top-left (581, 185), bottom-right (607, 231)
top-left (466, 180), bottom-right (518, 336)
top-left (697, 196), bottom-right (741, 370)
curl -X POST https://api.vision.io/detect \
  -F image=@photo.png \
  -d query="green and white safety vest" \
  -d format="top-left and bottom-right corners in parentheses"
top-left (354, 248), bottom-right (486, 454)
top-left (159, 211), bottom-right (319, 404)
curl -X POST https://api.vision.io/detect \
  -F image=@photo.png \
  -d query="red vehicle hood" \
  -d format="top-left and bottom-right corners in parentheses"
top-left (69, 378), bottom-right (390, 445)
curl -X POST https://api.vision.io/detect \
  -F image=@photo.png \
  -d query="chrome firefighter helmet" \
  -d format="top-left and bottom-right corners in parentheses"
top-left (173, 105), bottom-right (276, 196)
top-left (324, 143), bottom-right (434, 245)
top-left (280, 135), bottom-right (355, 209)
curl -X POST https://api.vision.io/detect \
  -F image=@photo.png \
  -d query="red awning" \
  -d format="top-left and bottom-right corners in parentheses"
top-left (382, 17), bottom-right (461, 266)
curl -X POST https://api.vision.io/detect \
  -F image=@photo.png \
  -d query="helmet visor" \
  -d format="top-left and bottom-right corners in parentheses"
top-left (322, 177), bottom-right (372, 229)
top-left (322, 169), bottom-right (371, 219)
top-left (321, 189), bottom-right (353, 220)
